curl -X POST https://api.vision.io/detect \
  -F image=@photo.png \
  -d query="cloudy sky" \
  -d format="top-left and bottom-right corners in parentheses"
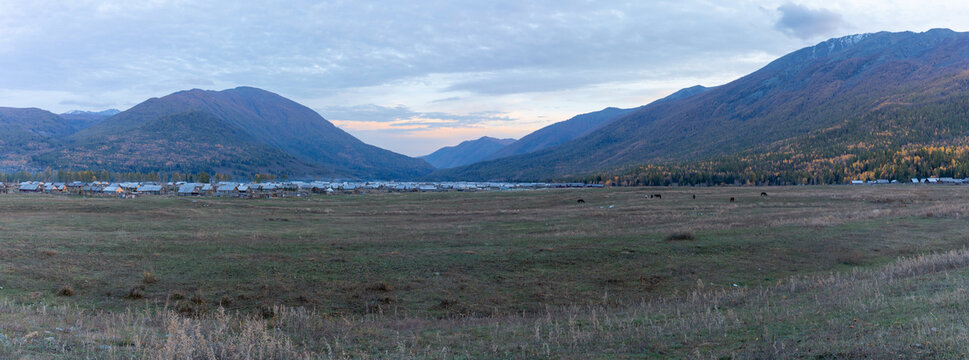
top-left (1, 1), bottom-right (968, 156)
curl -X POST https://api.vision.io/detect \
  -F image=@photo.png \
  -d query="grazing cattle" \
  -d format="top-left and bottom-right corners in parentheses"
top-left (577, 199), bottom-right (585, 204)
top-left (760, 192), bottom-right (768, 197)
top-left (653, 194), bottom-right (662, 199)
top-left (692, 194), bottom-right (696, 199)
top-left (729, 197), bottom-right (735, 202)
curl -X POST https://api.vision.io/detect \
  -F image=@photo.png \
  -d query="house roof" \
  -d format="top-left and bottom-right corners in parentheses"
top-left (138, 185), bottom-right (163, 192)
top-left (178, 184), bottom-right (199, 193)
top-left (217, 184), bottom-right (237, 192)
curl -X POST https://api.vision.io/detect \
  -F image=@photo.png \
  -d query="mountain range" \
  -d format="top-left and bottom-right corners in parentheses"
top-left (431, 29), bottom-right (969, 183)
top-left (3, 29), bottom-right (969, 183)
top-left (421, 137), bottom-right (516, 169)
top-left (1, 88), bottom-right (434, 179)
top-left (59, 109), bottom-right (121, 132)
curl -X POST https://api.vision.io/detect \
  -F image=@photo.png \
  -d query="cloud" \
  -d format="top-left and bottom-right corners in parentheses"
top-left (775, 2), bottom-right (846, 40)
top-left (319, 104), bottom-right (515, 127)
top-left (431, 97), bottom-right (462, 103)
top-left (0, 1), bottom-right (798, 107)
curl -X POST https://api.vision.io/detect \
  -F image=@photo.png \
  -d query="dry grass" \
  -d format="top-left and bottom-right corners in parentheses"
top-left (142, 272), bottom-right (158, 285)
top-left (4, 186), bottom-right (969, 357)
top-left (3, 248), bottom-right (969, 358)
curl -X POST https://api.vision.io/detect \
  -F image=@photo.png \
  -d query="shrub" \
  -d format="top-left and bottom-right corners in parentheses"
top-left (666, 232), bottom-right (696, 241)
top-left (366, 282), bottom-right (392, 292)
top-left (126, 285), bottom-right (146, 300)
top-left (57, 285), bottom-right (75, 297)
top-left (191, 292), bottom-right (205, 305)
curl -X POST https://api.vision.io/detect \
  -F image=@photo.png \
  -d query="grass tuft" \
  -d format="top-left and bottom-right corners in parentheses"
top-left (141, 271), bottom-right (158, 285)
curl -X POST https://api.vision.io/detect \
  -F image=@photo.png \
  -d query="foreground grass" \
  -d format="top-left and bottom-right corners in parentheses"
top-left (3, 247), bottom-right (969, 358)
top-left (2, 185), bottom-right (969, 357)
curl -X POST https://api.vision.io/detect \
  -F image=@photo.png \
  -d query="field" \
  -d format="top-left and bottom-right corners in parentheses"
top-left (2, 185), bottom-right (969, 358)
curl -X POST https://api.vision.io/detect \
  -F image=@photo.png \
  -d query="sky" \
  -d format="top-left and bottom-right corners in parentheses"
top-left (1, 1), bottom-right (968, 156)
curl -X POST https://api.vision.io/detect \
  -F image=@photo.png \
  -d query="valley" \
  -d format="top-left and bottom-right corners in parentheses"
top-left (2, 185), bottom-right (969, 357)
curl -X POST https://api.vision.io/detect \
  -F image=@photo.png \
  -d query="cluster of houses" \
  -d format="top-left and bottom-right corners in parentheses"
top-left (851, 177), bottom-right (969, 185)
top-left (0, 180), bottom-right (603, 197)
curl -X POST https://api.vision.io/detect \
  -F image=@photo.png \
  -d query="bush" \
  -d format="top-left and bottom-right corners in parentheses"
top-left (57, 285), bottom-right (75, 297)
top-left (666, 232), bottom-right (696, 241)
top-left (366, 282), bottom-right (392, 292)
top-left (126, 285), bottom-right (146, 300)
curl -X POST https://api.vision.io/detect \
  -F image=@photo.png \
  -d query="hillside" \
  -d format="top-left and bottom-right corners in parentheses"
top-left (421, 136), bottom-right (515, 169)
top-left (35, 111), bottom-right (322, 176)
top-left (434, 29), bottom-right (969, 182)
top-left (485, 107), bottom-right (641, 161)
top-left (66, 87), bottom-right (434, 179)
top-left (0, 107), bottom-right (73, 169)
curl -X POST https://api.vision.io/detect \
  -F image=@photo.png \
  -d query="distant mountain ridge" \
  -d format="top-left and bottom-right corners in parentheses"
top-left (485, 106), bottom-right (641, 161)
top-left (433, 29), bottom-right (969, 182)
top-left (59, 109), bottom-right (120, 131)
top-left (62, 109), bottom-right (121, 116)
top-left (421, 136), bottom-right (516, 169)
top-left (0, 87), bottom-right (435, 179)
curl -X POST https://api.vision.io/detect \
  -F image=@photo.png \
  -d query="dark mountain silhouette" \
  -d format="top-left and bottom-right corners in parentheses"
top-left (434, 29), bottom-right (969, 181)
top-left (66, 87), bottom-right (434, 179)
top-left (421, 136), bottom-right (516, 169)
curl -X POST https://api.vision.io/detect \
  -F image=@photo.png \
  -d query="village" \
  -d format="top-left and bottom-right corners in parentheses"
top-left (0, 180), bottom-right (604, 197)
top-left (0, 176), bottom-right (963, 197)
top-left (850, 177), bottom-right (969, 185)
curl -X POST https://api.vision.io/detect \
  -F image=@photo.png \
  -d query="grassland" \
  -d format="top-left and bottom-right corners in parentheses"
top-left (2, 186), bottom-right (969, 358)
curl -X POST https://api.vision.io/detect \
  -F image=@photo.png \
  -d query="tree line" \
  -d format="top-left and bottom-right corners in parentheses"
top-left (580, 145), bottom-right (969, 186)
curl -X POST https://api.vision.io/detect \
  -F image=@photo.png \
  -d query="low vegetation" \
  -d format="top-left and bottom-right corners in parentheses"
top-left (2, 186), bottom-right (969, 357)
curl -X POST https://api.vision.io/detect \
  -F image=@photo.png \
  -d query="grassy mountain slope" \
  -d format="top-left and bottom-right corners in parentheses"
top-left (434, 29), bottom-right (969, 182)
top-left (421, 136), bottom-right (516, 169)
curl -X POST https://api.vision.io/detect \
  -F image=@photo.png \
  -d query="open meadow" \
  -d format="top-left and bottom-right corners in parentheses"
top-left (3, 185), bottom-right (969, 358)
